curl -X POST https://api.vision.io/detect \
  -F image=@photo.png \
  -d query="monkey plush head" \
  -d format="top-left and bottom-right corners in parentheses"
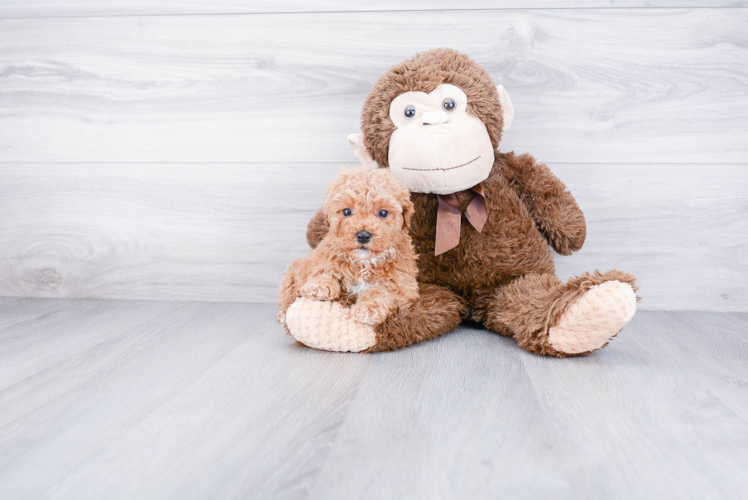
top-left (348, 48), bottom-right (514, 195)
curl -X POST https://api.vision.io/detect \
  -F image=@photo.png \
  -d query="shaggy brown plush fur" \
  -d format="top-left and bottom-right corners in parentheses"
top-left (280, 166), bottom-right (419, 327)
top-left (485, 270), bottom-right (638, 357)
top-left (306, 48), bottom-right (638, 356)
top-left (366, 283), bottom-right (466, 352)
top-left (361, 48), bottom-right (505, 170)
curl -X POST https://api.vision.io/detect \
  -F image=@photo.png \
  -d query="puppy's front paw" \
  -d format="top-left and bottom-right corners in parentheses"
top-left (300, 281), bottom-right (337, 301)
top-left (277, 310), bottom-right (287, 324)
top-left (352, 301), bottom-right (389, 326)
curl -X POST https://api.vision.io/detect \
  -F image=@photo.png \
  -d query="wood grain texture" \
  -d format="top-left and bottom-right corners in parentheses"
top-left (1, 2), bottom-right (746, 19)
top-left (1, 163), bottom-right (745, 311)
top-left (552, 163), bottom-right (748, 312)
top-left (0, 9), bottom-right (746, 164)
top-left (0, 163), bottom-right (327, 303)
top-left (0, 299), bottom-right (371, 499)
top-left (313, 311), bottom-right (748, 499)
top-left (1, 299), bottom-right (746, 499)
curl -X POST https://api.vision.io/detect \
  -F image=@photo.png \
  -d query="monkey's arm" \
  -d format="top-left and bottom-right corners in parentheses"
top-left (498, 152), bottom-right (586, 255)
top-left (306, 209), bottom-right (328, 249)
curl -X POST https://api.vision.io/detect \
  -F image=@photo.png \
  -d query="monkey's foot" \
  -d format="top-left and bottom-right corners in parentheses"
top-left (285, 297), bottom-right (376, 352)
top-left (548, 280), bottom-right (637, 354)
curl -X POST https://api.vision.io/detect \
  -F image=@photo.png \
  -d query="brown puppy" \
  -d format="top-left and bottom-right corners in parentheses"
top-left (278, 166), bottom-right (418, 327)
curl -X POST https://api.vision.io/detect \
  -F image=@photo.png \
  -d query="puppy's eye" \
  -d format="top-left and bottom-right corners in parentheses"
top-left (404, 105), bottom-right (416, 119)
top-left (442, 98), bottom-right (455, 112)
top-left (378, 210), bottom-right (389, 218)
top-left (342, 208), bottom-right (352, 217)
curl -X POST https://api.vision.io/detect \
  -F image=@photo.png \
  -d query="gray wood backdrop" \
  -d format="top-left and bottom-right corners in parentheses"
top-left (0, 2), bottom-right (746, 311)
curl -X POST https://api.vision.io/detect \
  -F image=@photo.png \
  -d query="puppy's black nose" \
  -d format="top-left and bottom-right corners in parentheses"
top-left (356, 230), bottom-right (372, 244)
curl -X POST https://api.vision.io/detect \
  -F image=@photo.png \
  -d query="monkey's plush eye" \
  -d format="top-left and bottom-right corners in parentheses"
top-left (404, 105), bottom-right (416, 119)
top-left (378, 210), bottom-right (389, 218)
top-left (442, 98), bottom-right (456, 111)
top-left (342, 208), bottom-right (352, 217)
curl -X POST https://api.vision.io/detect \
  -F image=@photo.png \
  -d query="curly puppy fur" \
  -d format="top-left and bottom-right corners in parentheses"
top-left (305, 48), bottom-right (638, 356)
top-left (279, 166), bottom-right (419, 328)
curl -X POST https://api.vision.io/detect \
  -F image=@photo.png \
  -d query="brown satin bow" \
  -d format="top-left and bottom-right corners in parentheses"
top-left (435, 184), bottom-right (488, 256)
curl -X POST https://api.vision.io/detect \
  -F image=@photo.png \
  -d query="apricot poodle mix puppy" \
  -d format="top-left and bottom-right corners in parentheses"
top-left (278, 166), bottom-right (419, 326)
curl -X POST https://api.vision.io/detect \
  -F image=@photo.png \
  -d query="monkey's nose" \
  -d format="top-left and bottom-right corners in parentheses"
top-left (422, 110), bottom-right (449, 125)
top-left (356, 231), bottom-right (372, 244)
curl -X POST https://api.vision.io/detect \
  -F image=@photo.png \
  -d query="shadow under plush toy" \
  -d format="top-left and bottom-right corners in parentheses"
top-left (285, 48), bottom-right (638, 356)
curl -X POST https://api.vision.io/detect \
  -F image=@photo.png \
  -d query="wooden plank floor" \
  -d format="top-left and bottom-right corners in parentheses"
top-left (1, 299), bottom-right (746, 499)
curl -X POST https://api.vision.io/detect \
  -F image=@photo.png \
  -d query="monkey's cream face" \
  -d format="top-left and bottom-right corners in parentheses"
top-left (387, 84), bottom-right (495, 195)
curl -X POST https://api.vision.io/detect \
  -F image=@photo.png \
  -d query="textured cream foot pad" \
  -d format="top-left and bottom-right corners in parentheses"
top-left (285, 297), bottom-right (377, 352)
top-left (549, 280), bottom-right (637, 354)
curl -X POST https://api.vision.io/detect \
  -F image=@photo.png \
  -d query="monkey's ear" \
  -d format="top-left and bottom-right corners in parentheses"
top-left (497, 85), bottom-right (514, 132)
top-left (347, 133), bottom-right (377, 167)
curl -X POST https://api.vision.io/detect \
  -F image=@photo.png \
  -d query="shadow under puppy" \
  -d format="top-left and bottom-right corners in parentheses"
top-left (278, 166), bottom-right (419, 328)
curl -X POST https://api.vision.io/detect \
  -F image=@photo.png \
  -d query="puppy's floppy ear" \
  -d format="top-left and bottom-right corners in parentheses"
top-left (397, 183), bottom-right (415, 230)
top-left (322, 169), bottom-right (349, 220)
top-left (381, 169), bottom-right (413, 230)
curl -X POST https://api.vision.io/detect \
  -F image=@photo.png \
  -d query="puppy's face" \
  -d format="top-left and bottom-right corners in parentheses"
top-left (324, 167), bottom-right (414, 262)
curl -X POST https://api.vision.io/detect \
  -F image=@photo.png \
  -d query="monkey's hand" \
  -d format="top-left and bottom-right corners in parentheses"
top-left (499, 152), bottom-right (586, 255)
top-left (300, 274), bottom-right (341, 301)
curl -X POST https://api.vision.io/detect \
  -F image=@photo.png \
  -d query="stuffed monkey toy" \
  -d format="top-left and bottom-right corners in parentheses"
top-left (285, 48), bottom-right (638, 356)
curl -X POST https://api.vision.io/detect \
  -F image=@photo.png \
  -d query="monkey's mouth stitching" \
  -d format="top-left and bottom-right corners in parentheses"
top-left (401, 156), bottom-right (481, 172)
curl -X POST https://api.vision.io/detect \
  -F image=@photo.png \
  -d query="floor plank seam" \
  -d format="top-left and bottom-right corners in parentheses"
top-left (2, 6), bottom-right (747, 21)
